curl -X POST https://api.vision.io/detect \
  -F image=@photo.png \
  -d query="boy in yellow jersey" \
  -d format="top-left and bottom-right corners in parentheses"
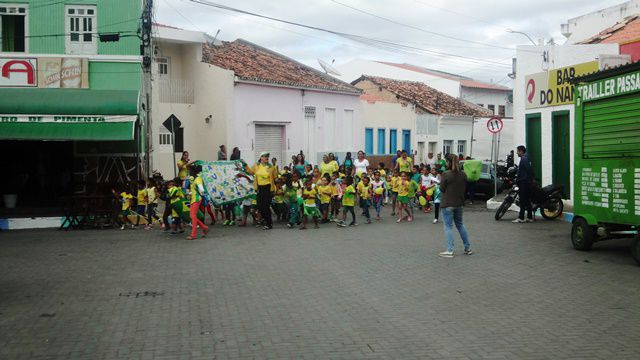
top-left (187, 166), bottom-right (209, 240)
top-left (338, 176), bottom-right (357, 227)
top-left (377, 162), bottom-right (387, 178)
top-left (390, 169), bottom-right (401, 216)
top-left (329, 172), bottom-right (341, 221)
top-left (273, 178), bottom-right (286, 222)
top-left (300, 178), bottom-right (319, 229)
top-left (135, 180), bottom-right (148, 227)
top-left (113, 188), bottom-right (134, 230)
top-left (396, 172), bottom-right (412, 223)
top-left (317, 175), bottom-right (333, 223)
top-left (357, 174), bottom-right (373, 224)
top-left (168, 180), bottom-right (186, 234)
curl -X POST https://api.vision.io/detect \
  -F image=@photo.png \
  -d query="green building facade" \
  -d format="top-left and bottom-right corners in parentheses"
top-left (0, 0), bottom-right (145, 210)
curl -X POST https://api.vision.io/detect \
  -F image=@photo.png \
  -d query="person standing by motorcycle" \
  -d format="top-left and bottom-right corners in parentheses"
top-left (513, 145), bottom-right (534, 223)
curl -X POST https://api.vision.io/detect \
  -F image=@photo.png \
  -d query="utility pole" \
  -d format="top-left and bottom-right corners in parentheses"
top-left (141, 0), bottom-right (153, 178)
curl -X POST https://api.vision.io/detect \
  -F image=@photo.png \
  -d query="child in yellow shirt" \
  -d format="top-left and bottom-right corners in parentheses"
top-left (338, 176), bottom-right (357, 227)
top-left (300, 178), bottom-right (319, 229)
top-left (357, 175), bottom-right (373, 224)
top-left (390, 170), bottom-right (401, 216)
top-left (317, 175), bottom-right (333, 223)
top-left (396, 172), bottom-right (412, 223)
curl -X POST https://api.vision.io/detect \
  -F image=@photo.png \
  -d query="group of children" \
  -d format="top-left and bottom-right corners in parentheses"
top-left (111, 160), bottom-right (445, 235)
top-left (266, 161), bottom-right (444, 230)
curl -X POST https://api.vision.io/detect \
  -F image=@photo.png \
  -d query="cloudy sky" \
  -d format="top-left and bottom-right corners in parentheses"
top-left (155, 0), bottom-right (625, 86)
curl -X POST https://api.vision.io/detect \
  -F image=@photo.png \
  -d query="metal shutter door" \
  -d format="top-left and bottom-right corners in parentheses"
top-left (583, 93), bottom-right (640, 159)
top-left (255, 125), bottom-right (283, 164)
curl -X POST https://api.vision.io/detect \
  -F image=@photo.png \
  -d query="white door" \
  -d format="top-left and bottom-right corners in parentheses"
top-left (255, 125), bottom-right (284, 165)
top-left (304, 106), bottom-right (316, 162)
top-left (418, 142), bottom-right (425, 163)
top-left (65, 5), bottom-right (97, 55)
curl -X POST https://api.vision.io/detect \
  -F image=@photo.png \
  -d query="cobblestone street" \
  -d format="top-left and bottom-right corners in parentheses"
top-left (1, 207), bottom-right (639, 359)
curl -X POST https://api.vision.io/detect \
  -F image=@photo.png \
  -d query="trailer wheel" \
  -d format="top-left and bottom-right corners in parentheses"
top-left (571, 218), bottom-right (596, 251)
top-left (632, 235), bottom-right (640, 266)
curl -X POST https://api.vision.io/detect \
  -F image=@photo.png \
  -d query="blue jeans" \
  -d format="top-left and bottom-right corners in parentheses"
top-left (442, 206), bottom-right (470, 252)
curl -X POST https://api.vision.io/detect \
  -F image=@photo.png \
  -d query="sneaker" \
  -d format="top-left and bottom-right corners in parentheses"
top-left (432, 219), bottom-right (439, 224)
top-left (349, 222), bottom-right (358, 227)
top-left (439, 251), bottom-right (454, 258)
top-left (262, 225), bottom-right (272, 230)
top-left (337, 221), bottom-right (347, 227)
top-left (287, 223), bottom-right (293, 228)
top-left (120, 225), bottom-right (125, 230)
top-left (366, 219), bottom-right (371, 224)
top-left (464, 249), bottom-right (473, 255)
top-left (525, 218), bottom-right (534, 223)
top-left (229, 221), bottom-right (235, 226)
top-left (512, 218), bottom-right (526, 223)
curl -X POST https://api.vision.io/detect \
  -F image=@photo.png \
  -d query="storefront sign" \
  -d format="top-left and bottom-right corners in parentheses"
top-left (0, 57), bottom-right (89, 88)
top-left (576, 69), bottom-right (640, 104)
top-left (0, 58), bottom-right (37, 87)
top-left (525, 61), bottom-right (598, 109)
top-left (38, 57), bottom-right (89, 88)
top-left (0, 115), bottom-right (136, 123)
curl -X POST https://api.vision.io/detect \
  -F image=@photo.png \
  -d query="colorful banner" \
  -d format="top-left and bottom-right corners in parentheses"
top-left (525, 61), bottom-right (598, 109)
top-left (0, 57), bottom-right (88, 88)
top-left (198, 160), bottom-right (256, 206)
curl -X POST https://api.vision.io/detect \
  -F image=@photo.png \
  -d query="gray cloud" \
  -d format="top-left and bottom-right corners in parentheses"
top-left (156, 0), bottom-right (625, 85)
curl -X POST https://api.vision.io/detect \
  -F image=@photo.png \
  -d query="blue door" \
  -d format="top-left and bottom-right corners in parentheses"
top-left (377, 128), bottom-right (386, 154)
top-left (365, 128), bottom-right (373, 155)
top-left (402, 130), bottom-right (411, 153)
top-left (389, 129), bottom-right (397, 154)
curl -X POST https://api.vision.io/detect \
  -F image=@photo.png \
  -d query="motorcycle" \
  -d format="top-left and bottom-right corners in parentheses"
top-left (494, 180), bottom-right (565, 221)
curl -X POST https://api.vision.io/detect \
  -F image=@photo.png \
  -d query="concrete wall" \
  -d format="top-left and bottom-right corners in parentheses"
top-left (359, 99), bottom-right (417, 156)
top-left (335, 59), bottom-right (462, 97)
top-left (513, 43), bottom-right (619, 201)
top-left (233, 83), bottom-right (362, 166)
top-left (461, 87), bottom-right (513, 117)
top-left (563, 0), bottom-right (640, 44)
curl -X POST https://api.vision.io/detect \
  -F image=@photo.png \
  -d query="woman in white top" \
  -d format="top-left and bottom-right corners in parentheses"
top-left (352, 150), bottom-right (369, 179)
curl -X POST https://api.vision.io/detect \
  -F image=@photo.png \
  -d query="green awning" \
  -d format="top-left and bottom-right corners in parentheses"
top-left (0, 119), bottom-right (136, 141)
top-left (0, 89), bottom-right (139, 115)
top-left (0, 89), bottom-right (139, 141)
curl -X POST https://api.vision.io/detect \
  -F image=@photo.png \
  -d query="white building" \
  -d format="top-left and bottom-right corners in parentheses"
top-left (336, 59), bottom-right (513, 118)
top-left (352, 75), bottom-right (492, 164)
top-left (150, 26), bottom-right (362, 176)
top-left (562, 0), bottom-right (640, 44)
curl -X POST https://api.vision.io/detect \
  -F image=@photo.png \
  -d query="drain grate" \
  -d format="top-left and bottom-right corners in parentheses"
top-left (119, 291), bottom-right (164, 298)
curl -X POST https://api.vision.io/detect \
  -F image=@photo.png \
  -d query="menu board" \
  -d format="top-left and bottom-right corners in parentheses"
top-left (579, 166), bottom-right (639, 216)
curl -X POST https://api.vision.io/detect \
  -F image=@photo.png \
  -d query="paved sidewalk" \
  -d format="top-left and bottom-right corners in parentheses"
top-left (1, 207), bottom-right (638, 359)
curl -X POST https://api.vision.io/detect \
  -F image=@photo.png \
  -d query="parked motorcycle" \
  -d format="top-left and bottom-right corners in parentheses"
top-left (494, 181), bottom-right (565, 221)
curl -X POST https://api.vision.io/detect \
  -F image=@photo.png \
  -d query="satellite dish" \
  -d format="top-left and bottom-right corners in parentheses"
top-left (318, 59), bottom-right (342, 76)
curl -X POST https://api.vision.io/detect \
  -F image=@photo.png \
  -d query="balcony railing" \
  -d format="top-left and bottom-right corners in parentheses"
top-left (158, 78), bottom-right (195, 104)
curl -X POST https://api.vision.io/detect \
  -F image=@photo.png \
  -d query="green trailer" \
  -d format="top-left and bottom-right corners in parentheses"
top-left (571, 62), bottom-right (640, 265)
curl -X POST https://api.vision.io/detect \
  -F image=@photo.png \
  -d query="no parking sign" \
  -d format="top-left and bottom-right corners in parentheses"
top-left (487, 116), bottom-right (503, 134)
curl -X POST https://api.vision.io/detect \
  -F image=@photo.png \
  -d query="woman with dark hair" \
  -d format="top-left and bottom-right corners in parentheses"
top-left (244, 151), bottom-right (278, 230)
top-left (343, 152), bottom-right (354, 170)
top-left (438, 154), bottom-right (472, 258)
top-left (229, 147), bottom-right (241, 161)
top-left (177, 151), bottom-right (193, 181)
top-left (294, 154), bottom-right (307, 178)
top-left (352, 150), bottom-right (369, 178)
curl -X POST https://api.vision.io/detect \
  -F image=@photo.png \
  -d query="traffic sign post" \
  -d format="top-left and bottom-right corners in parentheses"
top-left (487, 116), bottom-right (503, 198)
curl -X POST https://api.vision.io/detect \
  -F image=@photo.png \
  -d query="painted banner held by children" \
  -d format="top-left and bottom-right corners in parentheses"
top-left (197, 160), bottom-right (255, 206)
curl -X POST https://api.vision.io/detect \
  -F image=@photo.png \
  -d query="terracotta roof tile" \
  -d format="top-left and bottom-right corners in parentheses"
top-left (202, 39), bottom-right (360, 94)
top-left (354, 75), bottom-right (492, 117)
top-left (376, 61), bottom-right (511, 91)
top-left (579, 15), bottom-right (640, 44)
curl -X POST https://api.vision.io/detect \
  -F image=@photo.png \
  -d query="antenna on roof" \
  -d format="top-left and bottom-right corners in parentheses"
top-left (212, 29), bottom-right (221, 44)
top-left (318, 59), bottom-right (342, 76)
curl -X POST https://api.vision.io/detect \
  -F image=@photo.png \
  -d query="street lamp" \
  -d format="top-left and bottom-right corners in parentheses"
top-left (506, 29), bottom-right (537, 46)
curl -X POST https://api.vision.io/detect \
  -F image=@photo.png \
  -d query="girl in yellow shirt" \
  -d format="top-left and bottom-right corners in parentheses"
top-left (396, 172), bottom-right (412, 223)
